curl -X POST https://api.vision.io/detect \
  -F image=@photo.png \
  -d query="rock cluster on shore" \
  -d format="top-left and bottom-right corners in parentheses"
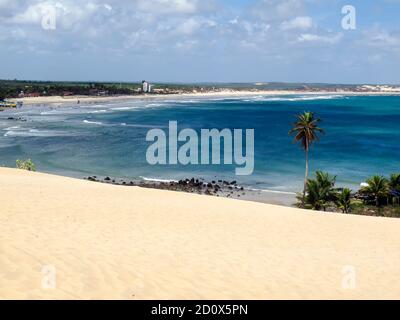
top-left (6, 116), bottom-right (27, 122)
top-left (84, 176), bottom-right (246, 199)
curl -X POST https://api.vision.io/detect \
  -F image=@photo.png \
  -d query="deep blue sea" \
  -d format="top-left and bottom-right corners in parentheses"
top-left (1, 94), bottom-right (399, 198)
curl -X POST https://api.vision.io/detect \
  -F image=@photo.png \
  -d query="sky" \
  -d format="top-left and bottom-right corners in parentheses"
top-left (0, 0), bottom-right (399, 84)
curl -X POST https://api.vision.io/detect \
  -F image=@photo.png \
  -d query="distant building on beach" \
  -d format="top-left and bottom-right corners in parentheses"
top-left (142, 80), bottom-right (152, 93)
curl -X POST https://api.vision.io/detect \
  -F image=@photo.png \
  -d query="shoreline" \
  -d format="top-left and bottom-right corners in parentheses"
top-left (9, 90), bottom-right (400, 106)
top-left (2, 167), bottom-right (400, 299)
top-left (84, 174), bottom-right (297, 207)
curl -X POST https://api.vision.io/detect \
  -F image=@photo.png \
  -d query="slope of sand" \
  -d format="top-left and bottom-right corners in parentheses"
top-left (1, 167), bottom-right (400, 300)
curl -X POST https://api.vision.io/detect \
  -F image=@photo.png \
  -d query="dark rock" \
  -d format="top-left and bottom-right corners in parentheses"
top-left (104, 177), bottom-right (111, 181)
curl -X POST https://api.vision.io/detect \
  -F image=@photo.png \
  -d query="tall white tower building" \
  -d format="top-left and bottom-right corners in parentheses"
top-left (142, 80), bottom-right (149, 93)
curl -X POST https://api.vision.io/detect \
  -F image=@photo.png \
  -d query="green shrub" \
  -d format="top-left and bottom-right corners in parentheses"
top-left (360, 175), bottom-right (389, 207)
top-left (335, 188), bottom-right (352, 213)
top-left (16, 159), bottom-right (36, 171)
top-left (302, 171), bottom-right (336, 211)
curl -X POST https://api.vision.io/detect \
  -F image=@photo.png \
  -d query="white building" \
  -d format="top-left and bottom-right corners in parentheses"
top-left (142, 80), bottom-right (149, 93)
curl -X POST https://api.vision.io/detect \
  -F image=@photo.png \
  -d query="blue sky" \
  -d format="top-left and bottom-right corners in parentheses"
top-left (0, 0), bottom-right (399, 84)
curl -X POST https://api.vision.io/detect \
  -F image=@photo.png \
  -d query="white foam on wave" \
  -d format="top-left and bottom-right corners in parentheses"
top-left (286, 95), bottom-right (343, 101)
top-left (83, 120), bottom-right (103, 125)
top-left (3, 128), bottom-right (77, 138)
top-left (246, 187), bottom-right (296, 195)
top-left (242, 95), bottom-right (344, 103)
top-left (146, 103), bottom-right (165, 107)
top-left (4, 126), bottom-right (21, 131)
top-left (140, 176), bottom-right (179, 183)
top-left (110, 106), bottom-right (140, 111)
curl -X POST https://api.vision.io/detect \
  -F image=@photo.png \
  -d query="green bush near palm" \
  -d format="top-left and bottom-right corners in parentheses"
top-left (389, 173), bottom-right (400, 192)
top-left (388, 173), bottom-right (400, 206)
top-left (360, 176), bottom-right (389, 207)
top-left (302, 171), bottom-right (336, 211)
top-left (336, 188), bottom-right (352, 213)
top-left (16, 159), bottom-right (36, 172)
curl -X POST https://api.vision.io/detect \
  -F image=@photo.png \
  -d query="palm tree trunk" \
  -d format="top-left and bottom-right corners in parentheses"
top-left (302, 149), bottom-right (309, 206)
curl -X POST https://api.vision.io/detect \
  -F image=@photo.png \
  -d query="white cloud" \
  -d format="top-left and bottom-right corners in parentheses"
top-left (362, 29), bottom-right (400, 47)
top-left (229, 17), bottom-right (239, 25)
top-left (232, 19), bottom-right (270, 36)
top-left (136, 0), bottom-right (207, 15)
top-left (175, 39), bottom-right (199, 50)
top-left (11, 2), bottom-right (48, 24)
top-left (176, 17), bottom-right (216, 35)
top-left (0, 0), bottom-right (12, 8)
top-left (298, 33), bottom-right (343, 44)
top-left (10, 2), bottom-right (91, 27)
top-left (104, 4), bottom-right (112, 11)
top-left (281, 16), bottom-right (312, 31)
top-left (1, 0), bottom-right (394, 63)
top-left (253, 0), bottom-right (307, 21)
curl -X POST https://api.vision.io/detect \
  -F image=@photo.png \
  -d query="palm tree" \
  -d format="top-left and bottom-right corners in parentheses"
top-left (388, 173), bottom-right (400, 205)
top-left (289, 112), bottom-right (324, 206)
top-left (303, 179), bottom-right (325, 210)
top-left (303, 171), bottom-right (336, 211)
top-left (389, 173), bottom-right (400, 192)
top-left (360, 176), bottom-right (389, 207)
top-left (315, 171), bottom-right (336, 191)
top-left (336, 188), bottom-right (352, 213)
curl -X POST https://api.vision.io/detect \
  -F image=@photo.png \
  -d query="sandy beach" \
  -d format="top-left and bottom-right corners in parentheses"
top-left (1, 167), bottom-right (400, 299)
top-left (9, 90), bottom-right (400, 106)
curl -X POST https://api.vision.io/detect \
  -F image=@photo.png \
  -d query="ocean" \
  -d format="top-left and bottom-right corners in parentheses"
top-left (1, 94), bottom-right (399, 204)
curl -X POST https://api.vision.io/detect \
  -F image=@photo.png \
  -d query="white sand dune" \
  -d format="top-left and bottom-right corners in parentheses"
top-left (1, 167), bottom-right (400, 300)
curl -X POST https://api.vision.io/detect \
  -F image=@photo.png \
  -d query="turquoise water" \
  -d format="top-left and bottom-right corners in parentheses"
top-left (0, 94), bottom-right (399, 195)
